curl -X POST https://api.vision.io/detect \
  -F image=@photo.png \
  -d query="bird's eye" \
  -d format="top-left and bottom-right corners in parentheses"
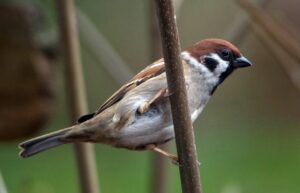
top-left (221, 49), bottom-right (231, 60)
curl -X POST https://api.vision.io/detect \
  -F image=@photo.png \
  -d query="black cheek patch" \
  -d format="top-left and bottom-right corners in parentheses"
top-left (204, 57), bottom-right (218, 72)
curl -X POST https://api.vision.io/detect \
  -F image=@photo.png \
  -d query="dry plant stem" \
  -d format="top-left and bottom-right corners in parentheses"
top-left (150, 150), bottom-right (169, 193)
top-left (76, 8), bottom-right (133, 84)
top-left (55, 1), bottom-right (100, 193)
top-left (251, 24), bottom-right (300, 92)
top-left (236, 0), bottom-right (300, 63)
top-left (225, 0), bottom-right (268, 44)
top-left (229, 0), bottom-right (300, 91)
top-left (154, 0), bottom-right (201, 193)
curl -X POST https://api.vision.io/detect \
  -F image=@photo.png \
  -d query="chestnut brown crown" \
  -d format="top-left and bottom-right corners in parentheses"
top-left (186, 38), bottom-right (241, 59)
top-left (186, 38), bottom-right (252, 69)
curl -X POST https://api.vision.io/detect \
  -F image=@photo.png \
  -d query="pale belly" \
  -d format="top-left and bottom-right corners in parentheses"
top-left (114, 103), bottom-right (205, 150)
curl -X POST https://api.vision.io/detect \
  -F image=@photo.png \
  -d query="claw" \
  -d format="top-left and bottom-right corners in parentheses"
top-left (148, 145), bottom-right (180, 166)
top-left (138, 102), bottom-right (150, 114)
top-left (171, 157), bottom-right (180, 166)
top-left (137, 88), bottom-right (168, 115)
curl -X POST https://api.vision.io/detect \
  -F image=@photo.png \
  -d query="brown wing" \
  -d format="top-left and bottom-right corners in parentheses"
top-left (130, 59), bottom-right (165, 81)
top-left (77, 59), bottom-right (165, 123)
top-left (95, 81), bottom-right (137, 114)
top-left (97, 59), bottom-right (165, 113)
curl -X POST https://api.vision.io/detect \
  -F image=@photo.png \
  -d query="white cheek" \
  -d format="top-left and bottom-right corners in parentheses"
top-left (181, 51), bottom-right (220, 87)
top-left (181, 52), bottom-right (214, 77)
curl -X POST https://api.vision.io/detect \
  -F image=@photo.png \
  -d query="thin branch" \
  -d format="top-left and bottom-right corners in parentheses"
top-left (154, 0), bottom-right (201, 193)
top-left (55, 1), bottom-right (100, 193)
top-left (234, 0), bottom-right (300, 92)
top-left (251, 23), bottom-right (300, 92)
top-left (225, 0), bottom-right (269, 44)
top-left (236, 0), bottom-right (300, 63)
top-left (76, 8), bottom-right (133, 84)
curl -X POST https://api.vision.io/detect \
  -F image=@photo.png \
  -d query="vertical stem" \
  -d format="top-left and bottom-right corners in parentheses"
top-left (149, 2), bottom-right (169, 193)
top-left (55, 1), bottom-right (100, 193)
top-left (154, 0), bottom-right (201, 193)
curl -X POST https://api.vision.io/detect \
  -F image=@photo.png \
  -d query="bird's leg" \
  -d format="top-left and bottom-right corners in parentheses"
top-left (147, 145), bottom-right (201, 166)
top-left (138, 88), bottom-right (168, 114)
top-left (146, 144), bottom-right (179, 165)
top-left (153, 147), bottom-right (179, 165)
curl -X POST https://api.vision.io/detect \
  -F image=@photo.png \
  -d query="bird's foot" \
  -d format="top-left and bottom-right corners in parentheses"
top-left (138, 102), bottom-right (150, 114)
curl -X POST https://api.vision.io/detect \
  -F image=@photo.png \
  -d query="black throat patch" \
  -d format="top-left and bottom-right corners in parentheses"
top-left (210, 64), bottom-right (236, 95)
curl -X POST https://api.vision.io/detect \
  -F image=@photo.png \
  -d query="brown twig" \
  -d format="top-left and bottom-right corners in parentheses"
top-left (225, 0), bottom-right (269, 44)
top-left (154, 0), bottom-right (201, 193)
top-left (233, 0), bottom-right (300, 92)
top-left (251, 24), bottom-right (300, 92)
top-left (236, 0), bottom-right (300, 63)
top-left (55, 1), bottom-right (100, 193)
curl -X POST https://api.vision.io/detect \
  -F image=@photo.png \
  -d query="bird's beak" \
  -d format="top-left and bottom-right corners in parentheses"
top-left (233, 56), bottom-right (252, 68)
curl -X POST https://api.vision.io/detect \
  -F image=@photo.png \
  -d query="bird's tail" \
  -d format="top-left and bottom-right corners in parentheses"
top-left (19, 127), bottom-right (72, 158)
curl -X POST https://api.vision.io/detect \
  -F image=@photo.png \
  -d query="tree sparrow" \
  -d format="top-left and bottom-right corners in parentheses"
top-left (19, 39), bottom-right (252, 163)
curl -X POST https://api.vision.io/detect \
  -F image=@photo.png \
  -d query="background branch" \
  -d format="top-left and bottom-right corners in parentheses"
top-left (236, 0), bottom-right (300, 63)
top-left (231, 0), bottom-right (300, 92)
top-left (76, 8), bottom-right (133, 84)
top-left (251, 24), bottom-right (300, 92)
top-left (55, 1), bottom-right (100, 193)
top-left (225, 0), bottom-right (269, 44)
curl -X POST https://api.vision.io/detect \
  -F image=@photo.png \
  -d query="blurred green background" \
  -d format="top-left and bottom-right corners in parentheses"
top-left (0, 0), bottom-right (300, 193)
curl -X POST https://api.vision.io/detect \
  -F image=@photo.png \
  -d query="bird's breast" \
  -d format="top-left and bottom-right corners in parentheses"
top-left (185, 69), bottom-right (211, 119)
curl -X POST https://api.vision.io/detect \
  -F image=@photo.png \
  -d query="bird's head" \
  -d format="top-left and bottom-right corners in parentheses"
top-left (182, 38), bottom-right (252, 93)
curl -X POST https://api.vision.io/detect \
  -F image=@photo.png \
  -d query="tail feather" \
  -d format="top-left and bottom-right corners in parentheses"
top-left (19, 127), bottom-right (72, 158)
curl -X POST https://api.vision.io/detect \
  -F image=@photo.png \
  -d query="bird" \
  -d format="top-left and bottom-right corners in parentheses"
top-left (19, 38), bottom-right (252, 163)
